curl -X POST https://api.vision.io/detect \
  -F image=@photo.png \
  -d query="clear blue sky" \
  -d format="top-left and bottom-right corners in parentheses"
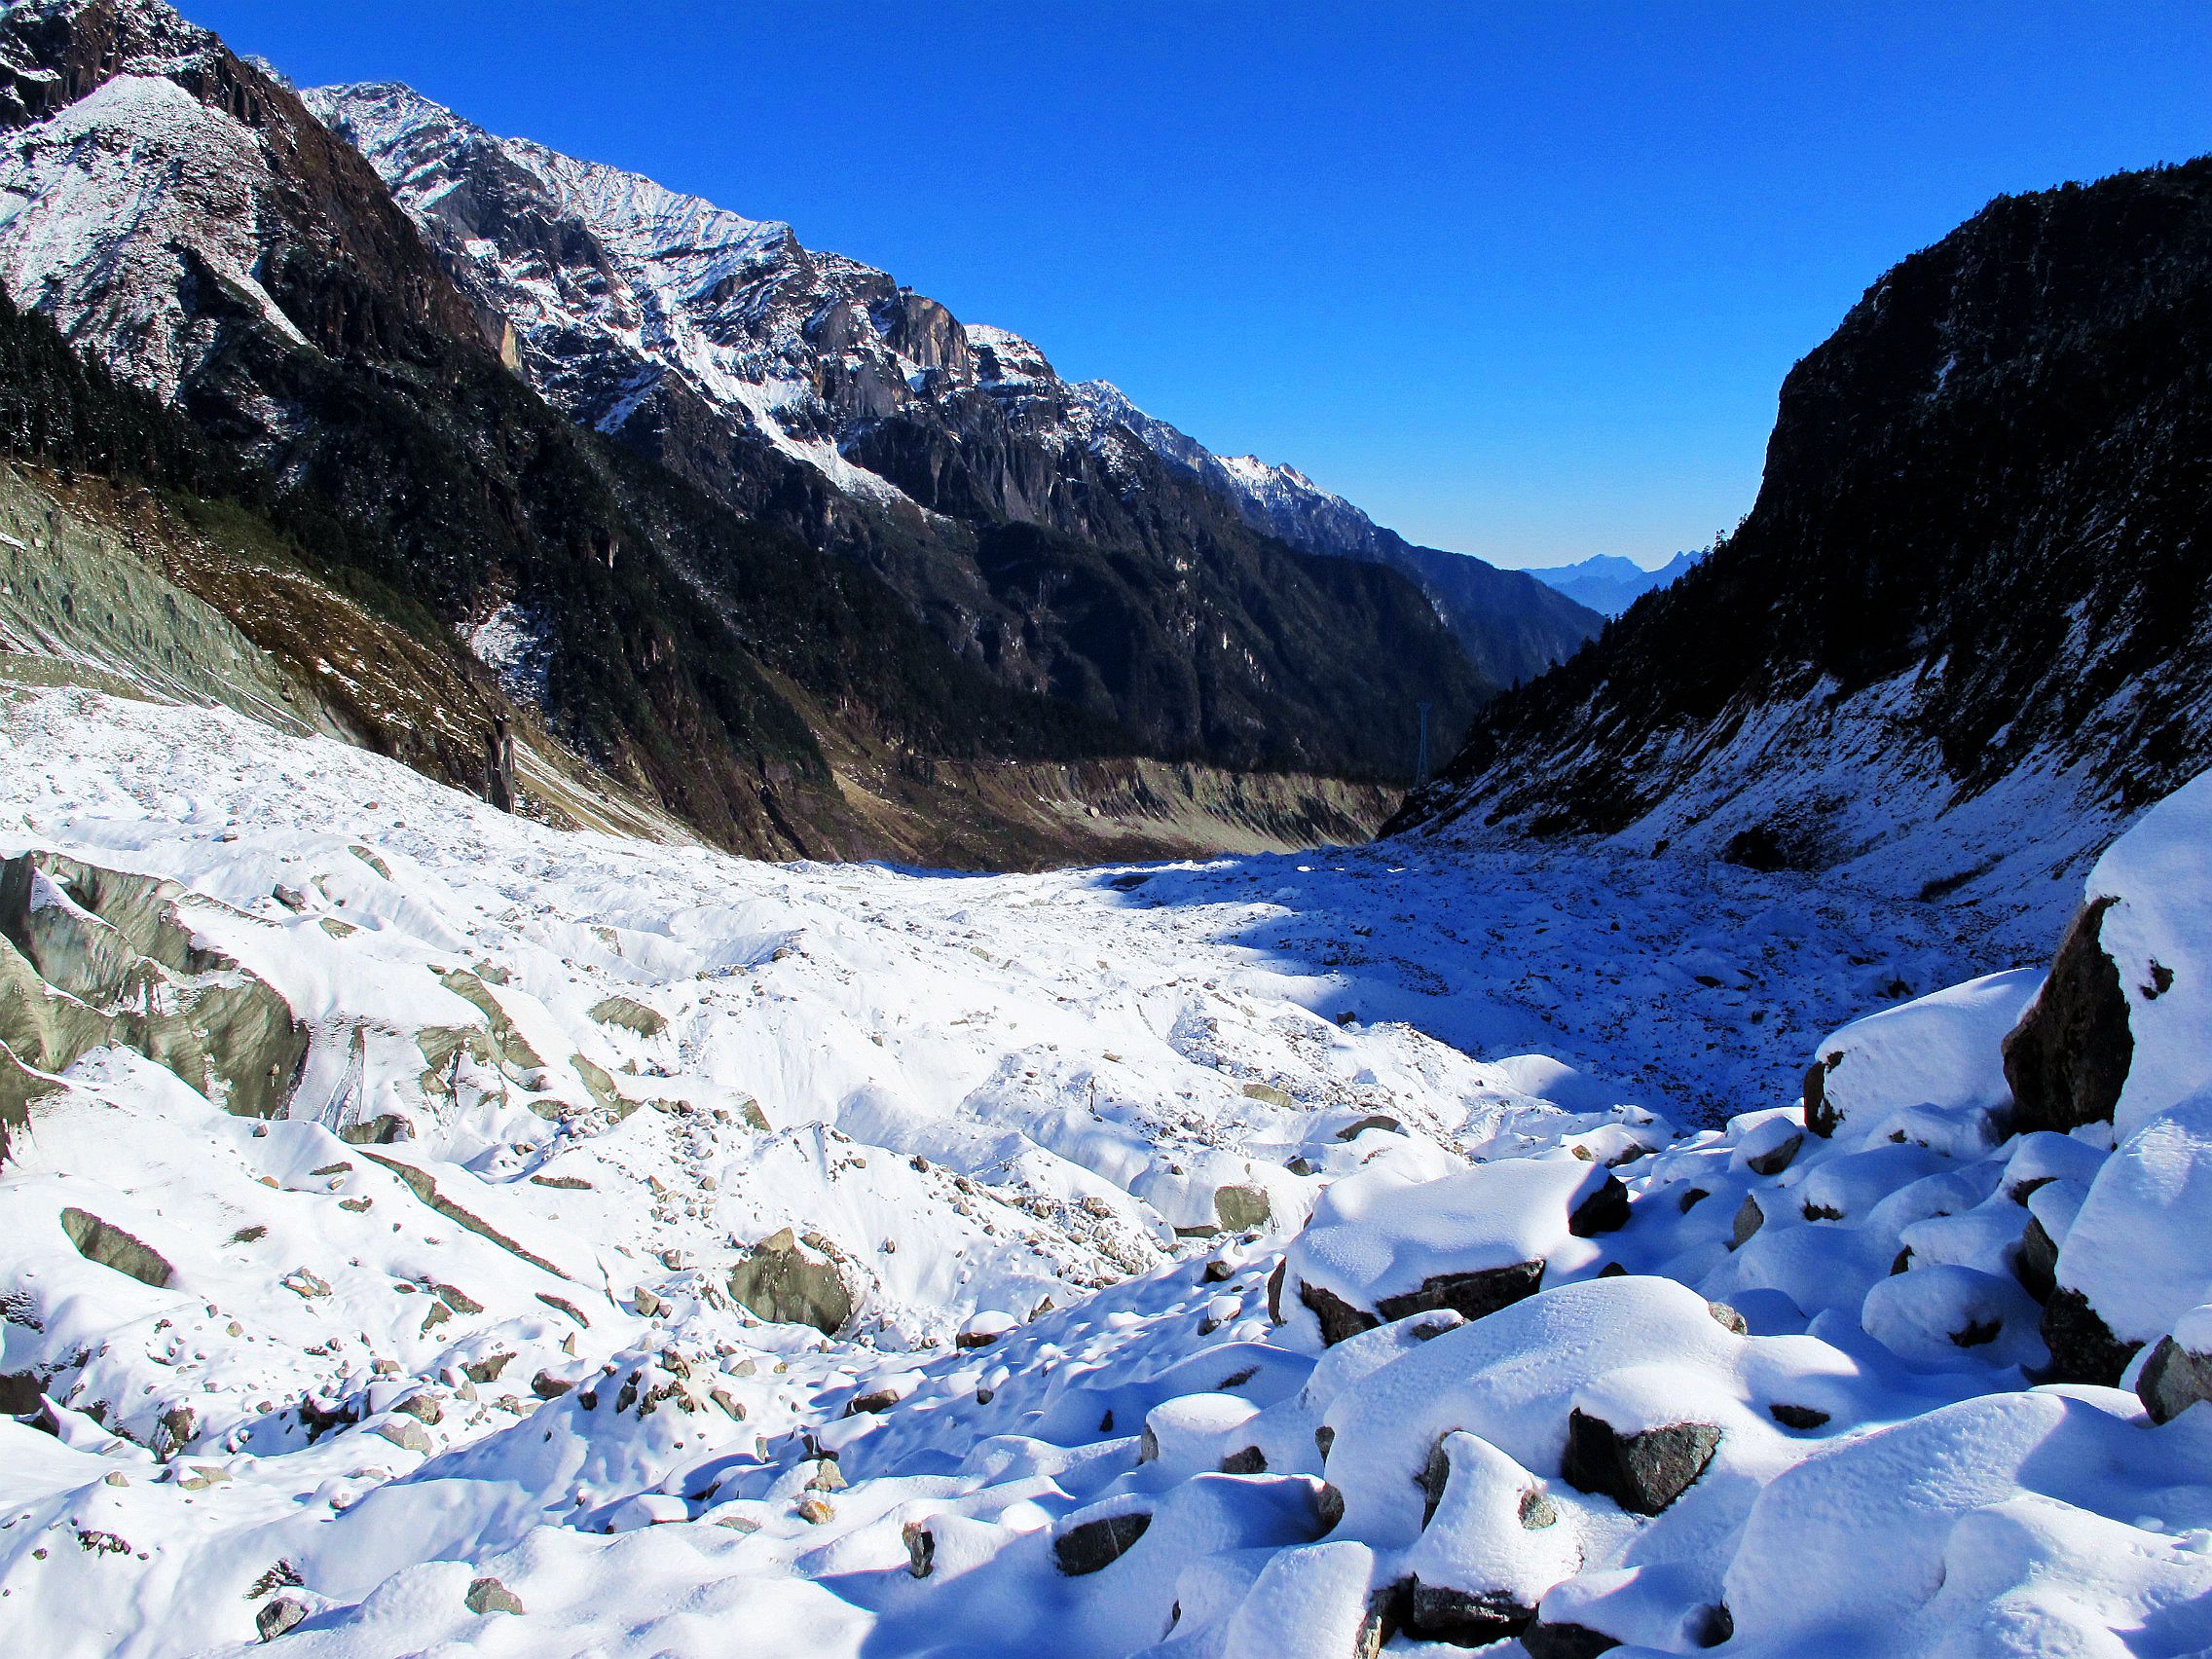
top-left (194, 1), bottom-right (2210, 569)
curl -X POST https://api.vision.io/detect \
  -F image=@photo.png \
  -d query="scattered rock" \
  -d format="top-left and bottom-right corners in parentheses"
top-left (1561, 1409), bottom-right (1720, 1515)
top-left (795, 1495), bottom-right (834, 1524)
top-left (1336, 1114), bottom-right (1402, 1141)
top-left (256, 1595), bottom-right (312, 1641)
top-left (903, 1520), bottom-right (936, 1578)
top-left (465, 1575), bottom-right (523, 1615)
top-left (2137, 1334), bottom-right (2212, 1423)
top-left (1052, 1509), bottom-right (1151, 1575)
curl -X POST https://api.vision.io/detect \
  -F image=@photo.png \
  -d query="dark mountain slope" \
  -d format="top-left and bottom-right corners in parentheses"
top-left (300, 79), bottom-right (1491, 780)
top-left (1395, 157), bottom-right (2212, 930)
top-left (0, 0), bottom-right (1458, 866)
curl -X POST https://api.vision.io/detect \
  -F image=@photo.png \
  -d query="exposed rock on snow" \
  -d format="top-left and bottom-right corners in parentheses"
top-left (2002, 898), bottom-right (2133, 1134)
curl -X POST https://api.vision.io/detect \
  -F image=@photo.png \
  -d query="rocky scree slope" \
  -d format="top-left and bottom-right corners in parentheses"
top-left (0, 0), bottom-right (1426, 863)
top-left (1398, 158), bottom-right (2212, 929)
top-left (307, 80), bottom-right (1539, 755)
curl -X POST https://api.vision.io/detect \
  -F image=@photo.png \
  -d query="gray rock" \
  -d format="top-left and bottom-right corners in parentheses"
top-left (1567, 1174), bottom-right (1633, 1235)
top-left (374, 1419), bottom-right (432, 1455)
top-left (1523, 1616), bottom-right (1621, 1658)
top-left (1804, 1056), bottom-right (1840, 1138)
top-left (1561, 1408), bottom-right (1720, 1515)
top-left (1731, 1195), bottom-right (1764, 1249)
top-left (903, 1520), bottom-right (935, 1578)
top-left (256, 1595), bottom-right (312, 1641)
top-left (2015, 1214), bottom-right (2059, 1303)
top-left (465, 1575), bottom-right (524, 1615)
top-left (1299, 1256), bottom-right (1548, 1347)
top-left (2137, 1334), bottom-right (2212, 1423)
top-left (58, 1207), bottom-right (173, 1288)
top-left (1406, 1579), bottom-right (1534, 1647)
top-left (1051, 1509), bottom-right (1151, 1575)
top-left (1212, 1184), bottom-right (1272, 1233)
top-left (1745, 1128), bottom-right (1804, 1176)
top-left (726, 1229), bottom-right (855, 1335)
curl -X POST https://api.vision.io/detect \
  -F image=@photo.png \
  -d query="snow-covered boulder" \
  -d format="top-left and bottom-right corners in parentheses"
top-left (2001, 768), bottom-right (2212, 1142)
top-left (1802, 967), bottom-right (2040, 1144)
top-left (1273, 1155), bottom-right (1626, 1346)
top-left (2045, 1088), bottom-right (2212, 1382)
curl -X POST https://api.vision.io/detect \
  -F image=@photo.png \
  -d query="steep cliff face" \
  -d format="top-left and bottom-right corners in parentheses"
top-left (1396, 158), bottom-right (2212, 935)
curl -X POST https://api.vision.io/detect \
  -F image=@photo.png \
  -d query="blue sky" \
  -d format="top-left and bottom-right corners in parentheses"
top-left (197, 1), bottom-right (2210, 569)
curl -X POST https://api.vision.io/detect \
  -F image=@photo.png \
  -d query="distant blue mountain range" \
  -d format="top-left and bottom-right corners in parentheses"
top-left (1526, 550), bottom-right (1703, 617)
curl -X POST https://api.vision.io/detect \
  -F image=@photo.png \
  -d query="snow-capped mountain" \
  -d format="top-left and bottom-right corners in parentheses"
top-left (1397, 157), bottom-right (2212, 924)
top-left (308, 81), bottom-right (1599, 693)
top-left (1526, 549), bottom-right (1703, 618)
top-left (0, 0), bottom-right (1493, 851)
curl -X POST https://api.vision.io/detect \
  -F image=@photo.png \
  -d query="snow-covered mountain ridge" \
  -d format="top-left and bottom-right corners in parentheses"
top-left (0, 0), bottom-right (1485, 850)
top-left (6, 645), bottom-right (2212, 1654)
top-left (305, 80), bottom-right (1599, 691)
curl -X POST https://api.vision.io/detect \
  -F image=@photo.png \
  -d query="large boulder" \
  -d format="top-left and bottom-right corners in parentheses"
top-left (1400, 1431), bottom-right (1577, 1644)
top-left (0, 853), bottom-right (308, 1125)
top-left (2001, 899), bottom-right (2131, 1135)
top-left (1560, 1409), bottom-right (1720, 1516)
top-left (1802, 969), bottom-right (2040, 1142)
top-left (2137, 1323), bottom-right (2212, 1424)
top-left (725, 1228), bottom-right (856, 1335)
top-left (2045, 1090), bottom-right (2212, 1382)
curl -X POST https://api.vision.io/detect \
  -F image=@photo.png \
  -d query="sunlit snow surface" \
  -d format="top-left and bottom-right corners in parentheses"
top-left (3, 683), bottom-right (2209, 1657)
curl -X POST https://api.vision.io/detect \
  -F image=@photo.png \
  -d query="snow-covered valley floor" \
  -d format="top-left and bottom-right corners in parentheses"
top-left (4, 682), bottom-right (2210, 1657)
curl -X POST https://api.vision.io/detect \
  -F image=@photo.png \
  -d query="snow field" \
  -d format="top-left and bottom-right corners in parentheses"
top-left (2, 682), bottom-right (2208, 1654)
